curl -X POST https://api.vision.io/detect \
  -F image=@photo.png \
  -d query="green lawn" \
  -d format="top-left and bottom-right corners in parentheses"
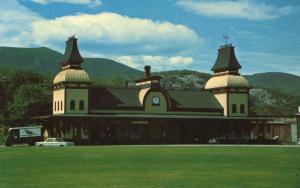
top-left (0, 146), bottom-right (299, 188)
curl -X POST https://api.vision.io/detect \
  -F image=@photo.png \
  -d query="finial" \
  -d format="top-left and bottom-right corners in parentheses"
top-left (223, 34), bottom-right (230, 45)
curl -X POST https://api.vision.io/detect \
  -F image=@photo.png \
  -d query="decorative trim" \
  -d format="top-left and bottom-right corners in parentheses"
top-left (212, 88), bottom-right (249, 94)
top-left (227, 91), bottom-right (229, 117)
top-left (170, 107), bottom-right (223, 113)
top-left (135, 76), bottom-right (162, 83)
top-left (64, 88), bottom-right (67, 113)
top-left (213, 72), bottom-right (240, 77)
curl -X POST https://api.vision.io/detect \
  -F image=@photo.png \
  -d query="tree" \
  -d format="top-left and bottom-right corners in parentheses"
top-left (7, 83), bottom-right (52, 124)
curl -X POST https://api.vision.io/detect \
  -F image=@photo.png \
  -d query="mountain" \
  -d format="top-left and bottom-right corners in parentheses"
top-left (157, 70), bottom-right (300, 97)
top-left (249, 88), bottom-right (299, 116)
top-left (246, 72), bottom-right (300, 97)
top-left (0, 46), bottom-right (142, 79)
top-left (156, 70), bottom-right (211, 89)
top-left (156, 70), bottom-right (300, 116)
top-left (0, 46), bottom-right (299, 115)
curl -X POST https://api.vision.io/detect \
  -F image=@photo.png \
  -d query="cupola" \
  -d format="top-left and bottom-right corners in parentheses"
top-left (205, 44), bottom-right (250, 90)
top-left (211, 44), bottom-right (241, 75)
top-left (53, 36), bottom-right (90, 85)
top-left (205, 43), bottom-right (250, 117)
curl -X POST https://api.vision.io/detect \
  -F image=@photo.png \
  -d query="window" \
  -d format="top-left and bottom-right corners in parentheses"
top-left (54, 101), bottom-right (56, 111)
top-left (61, 101), bottom-right (63, 111)
top-left (79, 100), bottom-right (84, 111)
top-left (232, 104), bottom-right (237, 113)
top-left (240, 104), bottom-right (245, 114)
top-left (70, 100), bottom-right (75, 111)
top-left (57, 101), bottom-right (60, 111)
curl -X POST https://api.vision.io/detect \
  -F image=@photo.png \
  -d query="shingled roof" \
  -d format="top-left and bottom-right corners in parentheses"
top-left (211, 45), bottom-right (241, 73)
top-left (89, 86), bottom-right (223, 112)
top-left (61, 36), bottom-right (83, 67)
top-left (89, 87), bottom-right (142, 110)
top-left (167, 89), bottom-right (223, 111)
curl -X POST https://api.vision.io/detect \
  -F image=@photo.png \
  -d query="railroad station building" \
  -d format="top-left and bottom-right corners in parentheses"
top-left (36, 36), bottom-right (297, 144)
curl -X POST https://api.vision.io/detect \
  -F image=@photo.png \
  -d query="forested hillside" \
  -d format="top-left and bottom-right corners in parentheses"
top-left (0, 46), bottom-right (142, 78)
top-left (0, 46), bottom-right (299, 127)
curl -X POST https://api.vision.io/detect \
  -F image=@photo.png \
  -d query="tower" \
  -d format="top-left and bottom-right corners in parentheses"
top-left (205, 44), bottom-right (250, 117)
top-left (53, 36), bottom-right (90, 115)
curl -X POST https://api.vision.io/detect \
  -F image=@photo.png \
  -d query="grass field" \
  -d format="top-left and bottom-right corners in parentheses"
top-left (0, 145), bottom-right (299, 188)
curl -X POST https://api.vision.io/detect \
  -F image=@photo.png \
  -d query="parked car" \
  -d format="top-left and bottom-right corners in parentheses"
top-left (35, 138), bottom-right (74, 146)
top-left (208, 136), bottom-right (281, 145)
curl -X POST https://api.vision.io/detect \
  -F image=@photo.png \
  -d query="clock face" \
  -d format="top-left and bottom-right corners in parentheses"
top-left (152, 96), bottom-right (160, 105)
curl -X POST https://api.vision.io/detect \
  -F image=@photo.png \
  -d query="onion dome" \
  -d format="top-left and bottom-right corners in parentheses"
top-left (205, 75), bottom-right (250, 90)
top-left (205, 44), bottom-right (250, 90)
top-left (53, 36), bottom-right (90, 85)
top-left (53, 69), bottom-right (90, 84)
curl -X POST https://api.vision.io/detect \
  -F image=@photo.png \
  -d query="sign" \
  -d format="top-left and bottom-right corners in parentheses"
top-left (131, 120), bottom-right (149, 125)
top-left (20, 127), bottom-right (41, 138)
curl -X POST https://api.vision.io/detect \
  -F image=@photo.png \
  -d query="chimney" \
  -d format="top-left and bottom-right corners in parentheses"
top-left (144, 65), bottom-right (151, 78)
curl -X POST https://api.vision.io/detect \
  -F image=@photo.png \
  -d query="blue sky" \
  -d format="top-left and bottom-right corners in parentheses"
top-left (0, 0), bottom-right (299, 75)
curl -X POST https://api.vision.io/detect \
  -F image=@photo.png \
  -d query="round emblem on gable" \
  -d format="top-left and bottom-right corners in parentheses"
top-left (152, 96), bottom-right (160, 105)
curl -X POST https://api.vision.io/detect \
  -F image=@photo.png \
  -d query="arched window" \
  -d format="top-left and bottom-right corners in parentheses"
top-left (57, 101), bottom-right (60, 111)
top-left (79, 100), bottom-right (84, 111)
top-left (61, 101), bottom-right (63, 111)
top-left (54, 101), bottom-right (56, 111)
top-left (240, 104), bottom-right (245, 114)
top-left (70, 100), bottom-right (75, 111)
top-left (232, 104), bottom-right (237, 113)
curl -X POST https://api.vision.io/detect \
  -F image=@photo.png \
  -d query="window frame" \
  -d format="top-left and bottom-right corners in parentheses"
top-left (79, 100), bottom-right (84, 111)
top-left (70, 100), bottom-right (76, 111)
top-left (240, 104), bottom-right (245, 114)
top-left (232, 104), bottom-right (237, 113)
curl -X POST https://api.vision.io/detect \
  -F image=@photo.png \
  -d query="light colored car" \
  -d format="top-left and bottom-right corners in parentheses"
top-left (35, 138), bottom-right (74, 146)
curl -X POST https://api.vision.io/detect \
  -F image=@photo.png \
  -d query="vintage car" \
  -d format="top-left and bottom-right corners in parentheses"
top-left (35, 138), bottom-right (74, 146)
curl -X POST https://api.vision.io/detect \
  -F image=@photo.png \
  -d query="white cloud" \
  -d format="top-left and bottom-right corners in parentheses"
top-left (31, 0), bottom-right (102, 7)
top-left (176, 0), bottom-right (295, 20)
top-left (114, 55), bottom-right (193, 71)
top-left (31, 12), bottom-right (202, 52)
top-left (114, 56), bottom-right (140, 69)
top-left (0, 0), bottom-right (43, 47)
top-left (0, 1), bottom-right (201, 72)
top-left (169, 56), bottom-right (193, 65)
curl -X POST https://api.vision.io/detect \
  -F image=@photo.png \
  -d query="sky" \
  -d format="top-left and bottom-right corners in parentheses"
top-left (0, 0), bottom-right (300, 75)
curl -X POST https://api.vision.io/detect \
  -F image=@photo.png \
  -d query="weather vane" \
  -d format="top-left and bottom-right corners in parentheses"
top-left (223, 34), bottom-right (230, 45)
